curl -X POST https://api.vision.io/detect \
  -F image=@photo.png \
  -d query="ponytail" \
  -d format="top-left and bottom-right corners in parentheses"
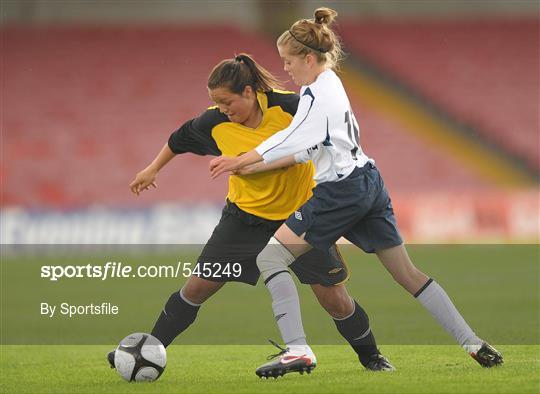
top-left (208, 53), bottom-right (283, 94)
top-left (277, 7), bottom-right (344, 70)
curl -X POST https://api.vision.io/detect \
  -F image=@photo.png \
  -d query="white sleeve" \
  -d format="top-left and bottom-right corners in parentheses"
top-left (294, 149), bottom-right (311, 164)
top-left (255, 88), bottom-right (326, 163)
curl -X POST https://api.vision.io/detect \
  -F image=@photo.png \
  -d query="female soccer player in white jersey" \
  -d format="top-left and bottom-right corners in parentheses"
top-left (210, 7), bottom-right (503, 378)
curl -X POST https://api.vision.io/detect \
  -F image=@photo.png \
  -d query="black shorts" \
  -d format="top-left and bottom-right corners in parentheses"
top-left (195, 201), bottom-right (349, 286)
top-left (285, 163), bottom-right (403, 253)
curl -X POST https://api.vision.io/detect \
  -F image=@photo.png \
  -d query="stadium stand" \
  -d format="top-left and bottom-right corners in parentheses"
top-left (353, 109), bottom-right (494, 192)
top-left (3, 25), bottom-right (502, 209)
top-left (4, 25), bottom-right (274, 207)
top-left (338, 18), bottom-right (539, 171)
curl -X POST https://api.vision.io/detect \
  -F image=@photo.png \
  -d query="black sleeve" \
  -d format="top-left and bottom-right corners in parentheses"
top-left (168, 108), bottom-right (225, 156)
top-left (266, 91), bottom-right (300, 116)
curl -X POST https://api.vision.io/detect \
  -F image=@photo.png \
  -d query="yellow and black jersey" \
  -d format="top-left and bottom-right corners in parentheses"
top-left (168, 90), bottom-right (315, 220)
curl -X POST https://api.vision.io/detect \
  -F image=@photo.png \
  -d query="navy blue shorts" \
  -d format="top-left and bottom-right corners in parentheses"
top-left (196, 201), bottom-right (349, 286)
top-left (285, 163), bottom-right (403, 253)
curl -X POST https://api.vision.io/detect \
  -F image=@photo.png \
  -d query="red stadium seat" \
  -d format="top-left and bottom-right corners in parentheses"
top-left (3, 25), bottom-right (505, 208)
top-left (338, 18), bottom-right (539, 171)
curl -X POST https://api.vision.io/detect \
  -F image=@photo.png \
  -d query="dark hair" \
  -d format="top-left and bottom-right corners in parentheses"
top-left (207, 53), bottom-right (283, 94)
top-left (277, 7), bottom-right (344, 70)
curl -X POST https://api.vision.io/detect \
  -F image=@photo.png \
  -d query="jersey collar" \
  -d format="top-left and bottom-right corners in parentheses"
top-left (256, 91), bottom-right (269, 113)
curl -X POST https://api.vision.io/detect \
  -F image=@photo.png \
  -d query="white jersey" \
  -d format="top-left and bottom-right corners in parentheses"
top-left (255, 69), bottom-right (372, 184)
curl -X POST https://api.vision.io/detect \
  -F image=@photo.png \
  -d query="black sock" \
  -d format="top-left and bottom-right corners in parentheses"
top-left (151, 289), bottom-right (200, 347)
top-left (333, 300), bottom-right (379, 366)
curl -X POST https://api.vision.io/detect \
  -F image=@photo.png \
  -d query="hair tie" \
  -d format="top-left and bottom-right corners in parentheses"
top-left (288, 30), bottom-right (328, 53)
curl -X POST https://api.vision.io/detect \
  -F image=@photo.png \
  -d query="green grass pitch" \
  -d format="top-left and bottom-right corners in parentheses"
top-left (1, 345), bottom-right (539, 393)
top-left (1, 244), bottom-right (539, 393)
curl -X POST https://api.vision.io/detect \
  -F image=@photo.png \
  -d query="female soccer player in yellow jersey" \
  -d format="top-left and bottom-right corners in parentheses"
top-left (115, 53), bottom-right (394, 372)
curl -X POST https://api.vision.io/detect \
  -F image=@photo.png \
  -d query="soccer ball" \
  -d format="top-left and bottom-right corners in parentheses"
top-left (114, 333), bottom-right (167, 382)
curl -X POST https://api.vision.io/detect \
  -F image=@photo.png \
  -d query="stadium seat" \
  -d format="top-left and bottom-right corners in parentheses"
top-left (338, 18), bottom-right (539, 171)
top-left (3, 25), bottom-right (514, 208)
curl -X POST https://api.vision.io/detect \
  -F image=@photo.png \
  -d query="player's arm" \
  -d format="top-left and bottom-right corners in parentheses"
top-left (210, 149), bottom-right (262, 179)
top-left (129, 143), bottom-right (175, 195)
top-left (209, 148), bottom-right (310, 178)
top-left (255, 89), bottom-right (325, 163)
top-left (131, 109), bottom-right (222, 195)
top-left (234, 154), bottom-right (297, 175)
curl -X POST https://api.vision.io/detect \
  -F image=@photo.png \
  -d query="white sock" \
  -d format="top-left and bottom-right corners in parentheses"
top-left (266, 272), bottom-right (307, 346)
top-left (416, 279), bottom-right (483, 350)
top-left (288, 344), bottom-right (316, 361)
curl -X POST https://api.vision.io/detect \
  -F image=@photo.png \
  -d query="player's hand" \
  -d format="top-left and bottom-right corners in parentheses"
top-left (129, 167), bottom-right (158, 196)
top-left (209, 156), bottom-right (240, 179)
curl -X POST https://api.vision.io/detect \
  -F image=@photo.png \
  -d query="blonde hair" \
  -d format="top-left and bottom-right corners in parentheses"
top-left (277, 7), bottom-right (344, 70)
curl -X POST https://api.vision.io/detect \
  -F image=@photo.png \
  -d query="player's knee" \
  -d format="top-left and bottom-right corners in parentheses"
top-left (256, 237), bottom-right (295, 280)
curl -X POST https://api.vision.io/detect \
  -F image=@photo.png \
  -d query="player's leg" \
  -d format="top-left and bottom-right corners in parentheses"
top-left (109, 202), bottom-right (265, 369)
top-left (376, 244), bottom-right (503, 367)
top-left (255, 224), bottom-right (315, 378)
top-left (374, 245), bottom-right (429, 293)
top-left (150, 202), bottom-right (271, 347)
top-left (253, 176), bottom-right (377, 377)
top-left (309, 283), bottom-right (354, 318)
top-left (310, 282), bottom-right (394, 371)
top-left (347, 165), bottom-right (502, 367)
top-left (150, 275), bottom-right (225, 347)
top-left (259, 222), bottom-right (312, 348)
top-left (108, 275), bottom-right (225, 368)
top-left (290, 245), bottom-right (394, 371)
top-left (376, 244), bottom-right (479, 344)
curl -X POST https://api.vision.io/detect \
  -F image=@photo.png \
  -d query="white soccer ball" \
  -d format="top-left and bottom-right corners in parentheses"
top-left (114, 333), bottom-right (167, 382)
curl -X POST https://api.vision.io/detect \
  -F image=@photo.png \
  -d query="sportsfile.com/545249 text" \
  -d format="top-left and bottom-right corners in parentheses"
top-left (40, 261), bottom-right (242, 281)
